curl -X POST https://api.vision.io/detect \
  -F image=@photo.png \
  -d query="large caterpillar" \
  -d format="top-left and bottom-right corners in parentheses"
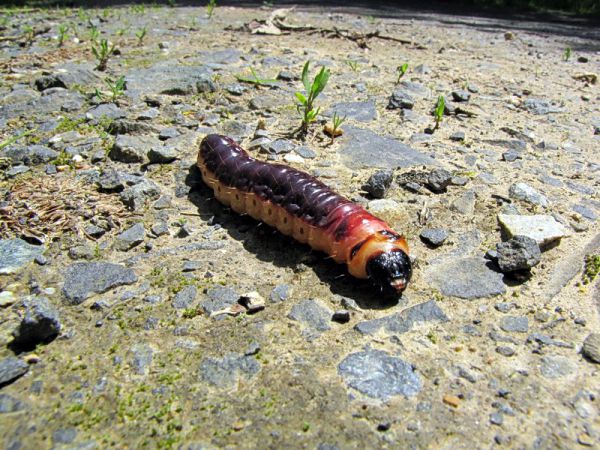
top-left (197, 134), bottom-right (412, 296)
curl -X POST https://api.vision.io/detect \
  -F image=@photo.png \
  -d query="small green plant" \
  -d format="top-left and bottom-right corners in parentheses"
top-left (582, 254), bottom-right (600, 285)
top-left (0, 128), bottom-right (37, 151)
top-left (91, 39), bottom-right (116, 71)
top-left (57, 24), bottom-right (68, 47)
top-left (327, 112), bottom-right (346, 144)
top-left (132, 4), bottom-right (146, 14)
top-left (345, 60), bottom-right (359, 72)
top-left (135, 27), bottom-right (147, 46)
top-left (564, 47), bottom-right (572, 61)
top-left (433, 95), bottom-right (445, 131)
top-left (295, 61), bottom-right (330, 133)
top-left (236, 67), bottom-right (278, 87)
top-left (88, 25), bottom-right (99, 43)
top-left (22, 24), bottom-right (35, 45)
top-left (396, 63), bottom-right (408, 83)
top-left (182, 307), bottom-right (200, 319)
top-left (95, 75), bottom-right (126, 102)
top-left (206, 0), bottom-right (217, 18)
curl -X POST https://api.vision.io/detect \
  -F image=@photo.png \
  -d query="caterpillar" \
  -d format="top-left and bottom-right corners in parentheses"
top-left (197, 134), bottom-right (412, 296)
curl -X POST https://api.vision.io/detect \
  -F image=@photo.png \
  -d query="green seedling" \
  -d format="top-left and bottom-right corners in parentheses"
top-left (433, 95), bottom-right (445, 131)
top-left (92, 39), bottom-right (116, 71)
top-left (135, 27), bottom-right (147, 46)
top-left (95, 75), bottom-right (126, 102)
top-left (295, 61), bottom-right (330, 133)
top-left (132, 4), bottom-right (146, 14)
top-left (22, 25), bottom-right (35, 45)
top-left (564, 47), bottom-right (572, 61)
top-left (89, 25), bottom-right (99, 43)
top-left (0, 128), bottom-right (37, 151)
top-left (206, 0), bottom-right (217, 18)
top-left (345, 60), bottom-right (359, 72)
top-left (57, 24), bottom-right (68, 47)
top-left (327, 112), bottom-right (346, 144)
top-left (236, 67), bottom-right (278, 87)
top-left (582, 254), bottom-right (600, 285)
top-left (396, 63), bottom-right (408, 83)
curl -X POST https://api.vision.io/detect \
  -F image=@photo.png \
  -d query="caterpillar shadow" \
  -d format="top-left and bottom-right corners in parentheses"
top-left (185, 164), bottom-right (402, 310)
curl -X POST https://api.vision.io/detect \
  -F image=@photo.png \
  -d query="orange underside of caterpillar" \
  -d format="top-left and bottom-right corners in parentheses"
top-left (196, 135), bottom-right (410, 288)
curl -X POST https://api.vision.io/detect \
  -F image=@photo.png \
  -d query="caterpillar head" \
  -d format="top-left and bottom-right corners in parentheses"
top-left (366, 250), bottom-right (412, 297)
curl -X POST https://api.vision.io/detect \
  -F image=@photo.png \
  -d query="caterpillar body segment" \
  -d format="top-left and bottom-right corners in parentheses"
top-left (197, 134), bottom-right (412, 296)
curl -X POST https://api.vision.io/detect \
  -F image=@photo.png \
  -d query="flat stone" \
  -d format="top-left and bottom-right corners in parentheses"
top-left (268, 139), bottom-right (295, 155)
top-left (288, 299), bottom-right (332, 332)
top-left (0, 393), bottom-right (26, 413)
top-left (426, 169), bottom-right (452, 193)
top-left (573, 204), bottom-right (598, 221)
top-left (34, 65), bottom-right (98, 91)
top-left (496, 235), bottom-right (541, 272)
top-left (354, 300), bottom-right (448, 335)
top-left (11, 296), bottom-right (61, 348)
top-left (173, 285), bottom-right (198, 309)
top-left (114, 223), bottom-right (145, 251)
top-left (2, 145), bottom-right (58, 166)
top-left (147, 146), bottom-right (178, 164)
top-left (497, 214), bottom-right (569, 247)
top-left (119, 179), bottom-right (161, 211)
top-left (522, 98), bottom-right (564, 115)
top-left (452, 90), bottom-right (471, 102)
top-left (0, 357), bottom-right (29, 386)
top-left (339, 126), bottom-right (436, 169)
top-left (500, 315), bottom-right (529, 333)
top-left (420, 228), bottom-right (449, 247)
top-left (129, 344), bottom-right (153, 376)
top-left (198, 352), bottom-right (260, 389)
top-left (270, 284), bottom-right (292, 303)
top-left (86, 103), bottom-right (126, 122)
top-left (110, 135), bottom-right (160, 164)
top-left (363, 170), bottom-right (393, 199)
top-left (540, 355), bottom-right (574, 378)
top-left (326, 100), bottom-right (377, 122)
top-left (387, 90), bottom-right (415, 110)
top-left (125, 63), bottom-right (214, 99)
top-left (151, 221), bottom-right (169, 237)
top-left (451, 191), bottom-right (476, 215)
top-left (425, 257), bottom-right (505, 299)
top-left (0, 239), bottom-right (45, 274)
top-left (294, 146), bottom-right (316, 159)
top-left (338, 349), bottom-right (422, 400)
top-left (509, 182), bottom-right (548, 207)
top-left (200, 286), bottom-right (239, 316)
top-left (62, 262), bottom-right (138, 305)
top-left (582, 334), bottom-right (600, 364)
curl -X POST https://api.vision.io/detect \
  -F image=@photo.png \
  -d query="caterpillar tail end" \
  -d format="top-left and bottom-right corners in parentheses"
top-left (366, 250), bottom-right (412, 297)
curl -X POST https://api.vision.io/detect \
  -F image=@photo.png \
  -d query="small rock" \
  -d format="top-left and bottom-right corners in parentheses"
top-left (332, 310), bottom-right (350, 324)
top-left (502, 149), bottom-right (521, 162)
top-left (114, 223), bottom-right (145, 251)
top-left (270, 286), bottom-right (291, 303)
top-left (152, 195), bottom-right (172, 210)
top-left (497, 214), bottom-right (569, 247)
top-left (294, 146), bottom-right (316, 159)
top-left (496, 235), bottom-right (541, 272)
top-left (367, 199), bottom-right (398, 214)
top-left (387, 89), bottom-right (415, 110)
top-left (363, 170), bottom-right (393, 199)
top-left (239, 291), bottom-right (265, 313)
top-left (288, 299), bottom-right (332, 332)
top-left (129, 344), bottom-right (153, 376)
top-left (52, 428), bottom-right (78, 444)
top-left (151, 221), bottom-right (169, 237)
top-left (489, 413), bottom-right (503, 426)
top-left (496, 346), bottom-right (515, 357)
top-left (450, 131), bottom-right (465, 141)
top-left (0, 393), bottom-right (26, 413)
top-left (522, 98), bottom-right (564, 115)
top-left (0, 357), bottom-right (29, 386)
top-left (420, 228), bottom-right (448, 247)
top-left (173, 285), bottom-right (198, 309)
top-left (268, 139), bottom-right (295, 155)
top-left (147, 146), bottom-right (178, 164)
top-left (158, 128), bottom-right (180, 141)
top-left (500, 316), bottom-right (529, 333)
top-left (198, 353), bottom-right (260, 389)
top-left (582, 333), bottom-right (600, 364)
top-left (6, 166), bottom-right (30, 178)
top-left (540, 355), bottom-right (574, 378)
top-left (62, 262), bottom-right (137, 305)
top-left (451, 191), bottom-right (476, 215)
top-left (120, 179), bottom-right (161, 210)
top-left (452, 90), bottom-right (471, 102)
top-left (442, 394), bottom-right (461, 408)
top-left (200, 286), bottom-right (239, 317)
top-left (109, 134), bottom-right (160, 164)
top-left (11, 297), bottom-right (61, 349)
top-left (182, 261), bottom-right (202, 272)
top-left (84, 224), bottom-right (106, 238)
top-left (509, 182), bottom-right (548, 207)
top-left (0, 239), bottom-right (45, 275)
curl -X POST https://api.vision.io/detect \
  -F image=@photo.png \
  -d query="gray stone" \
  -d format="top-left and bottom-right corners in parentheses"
top-left (496, 346), bottom-right (515, 357)
top-left (0, 239), bottom-right (45, 274)
top-left (220, 120), bottom-right (251, 140)
top-left (425, 257), bottom-right (505, 299)
top-left (11, 296), bottom-right (61, 348)
top-left (84, 224), bottom-right (106, 238)
top-left (540, 355), bottom-right (574, 378)
top-left (86, 103), bottom-right (126, 122)
top-left (426, 169), bottom-right (452, 193)
top-left (338, 349), bottom-right (422, 400)
top-left (137, 108), bottom-right (159, 121)
top-left (62, 262), bottom-right (138, 305)
top-left (120, 179), bottom-right (161, 210)
top-left (226, 83), bottom-right (246, 96)
top-left (490, 413), bottom-right (503, 425)
top-left (110, 135), bottom-right (160, 164)
top-left (151, 221), bottom-right (169, 237)
top-left (6, 165), bottom-right (30, 178)
top-left (270, 284), bottom-right (292, 303)
top-left (451, 191), bottom-right (476, 215)
top-left (339, 126), bottom-right (436, 169)
top-left (0, 357), bottom-right (29, 386)
top-left (509, 182), bottom-right (548, 207)
top-left (52, 428), bottom-right (78, 444)
top-left (500, 316), bottom-right (529, 333)
top-left (34, 66), bottom-right (98, 91)
top-left (173, 285), bottom-right (198, 309)
top-left (182, 261), bottom-right (202, 272)
top-left (107, 119), bottom-right (160, 135)
top-left (414, 64), bottom-right (431, 74)
top-left (367, 199), bottom-right (399, 214)
top-left (497, 214), bottom-right (569, 246)
top-left (315, 99), bottom-right (374, 123)
top-left (268, 139), bottom-right (295, 155)
top-left (398, 81), bottom-right (429, 97)
top-left (573, 204), bottom-right (598, 221)
top-left (502, 149), bottom-right (522, 161)
top-left (200, 286), bottom-right (239, 316)
top-left (420, 228), bottom-right (449, 247)
top-left (387, 90), bottom-right (415, 110)
top-left (148, 146), bottom-right (178, 164)
top-left (355, 300), bottom-right (448, 335)
top-left (450, 131), bottom-right (465, 141)
top-left (159, 127), bottom-right (180, 141)
top-left (363, 170), bottom-right (393, 199)
top-left (288, 299), bottom-right (332, 332)
top-left (496, 235), bottom-right (541, 272)
top-left (129, 344), bottom-right (153, 376)
top-left (125, 63), bottom-right (214, 99)
top-left (69, 244), bottom-right (95, 260)
top-left (97, 168), bottom-right (124, 192)
top-left (0, 393), bottom-right (26, 413)
top-left (199, 353), bottom-right (260, 389)
top-left (2, 145), bottom-right (58, 165)
top-left (522, 98), bottom-right (564, 115)
top-left (294, 146), bottom-right (316, 159)
top-left (582, 334), bottom-right (600, 364)
top-left (452, 90), bottom-right (471, 102)
top-left (114, 223), bottom-right (145, 251)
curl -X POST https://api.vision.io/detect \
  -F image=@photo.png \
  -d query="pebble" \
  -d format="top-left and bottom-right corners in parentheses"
top-left (420, 228), bottom-right (449, 247)
top-left (387, 89), bottom-right (415, 110)
top-left (3, 145), bottom-right (57, 165)
top-left (363, 170), bottom-right (393, 199)
top-left (199, 353), bottom-right (260, 389)
top-left (0, 239), bottom-right (45, 275)
top-left (114, 223), bottom-right (146, 251)
top-left (11, 296), bottom-right (61, 349)
top-left (129, 344), bottom-right (153, 376)
top-left (500, 316), bottom-right (529, 333)
top-left (200, 286), bottom-right (239, 317)
top-left (355, 300), bottom-right (447, 335)
top-left (496, 235), bottom-right (541, 272)
top-left (109, 134), bottom-right (160, 164)
top-left (489, 413), bottom-right (503, 426)
top-left (442, 394), bottom-right (461, 408)
top-left (338, 349), bottom-right (422, 400)
top-left (270, 284), bottom-right (292, 303)
top-left (452, 90), bottom-right (471, 102)
top-left (158, 128), bottom-right (180, 141)
top-left (450, 131), bottom-right (465, 141)
top-left (540, 355), bottom-right (574, 378)
top-left (332, 310), bottom-right (351, 324)
top-left (367, 199), bottom-right (399, 214)
top-left (509, 182), bottom-right (548, 207)
top-left (294, 146), bottom-right (316, 159)
top-left (502, 149), bottom-right (521, 161)
top-left (582, 334), bottom-right (600, 364)
top-left (451, 191), bottom-right (476, 215)
top-left (0, 393), bottom-right (26, 413)
top-left (151, 221), bottom-right (170, 237)
top-left (288, 299), bottom-right (332, 332)
top-left (496, 346), bottom-right (515, 357)
top-left (497, 214), bottom-right (569, 247)
top-left (62, 262), bottom-right (138, 305)
top-left (0, 357), bottom-right (29, 386)
top-left (172, 285), bottom-right (198, 309)
top-left (147, 146), bottom-right (178, 164)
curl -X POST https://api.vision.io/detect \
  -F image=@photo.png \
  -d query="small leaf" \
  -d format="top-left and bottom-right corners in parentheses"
top-left (295, 91), bottom-right (307, 105)
top-left (301, 61), bottom-right (311, 93)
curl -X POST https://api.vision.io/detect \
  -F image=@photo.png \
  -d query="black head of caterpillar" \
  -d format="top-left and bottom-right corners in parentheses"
top-left (366, 249), bottom-right (412, 297)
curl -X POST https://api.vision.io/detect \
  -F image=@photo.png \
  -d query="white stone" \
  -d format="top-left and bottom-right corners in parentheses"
top-left (283, 154), bottom-right (304, 164)
top-left (498, 214), bottom-right (569, 246)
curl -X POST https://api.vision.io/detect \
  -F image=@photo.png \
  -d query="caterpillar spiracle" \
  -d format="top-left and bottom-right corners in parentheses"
top-left (197, 134), bottom-right (412, 296)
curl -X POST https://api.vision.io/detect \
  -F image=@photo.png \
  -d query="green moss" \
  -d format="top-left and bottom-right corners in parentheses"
top-left (583, 254), bottom-right (600, 285)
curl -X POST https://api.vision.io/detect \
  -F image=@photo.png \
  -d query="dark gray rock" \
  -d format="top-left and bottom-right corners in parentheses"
top-left (11, 296), bottom-right (61, 348)
top-left (119, 179), bottom-right (160, 211)
top-left (107, 119), bottom-right (160, 135)
top-left (426, 169), bottom-right (452, 193)
top-left (0, 357), bottom-right (29, 386)
top-left (500, 316), bottom-right (529, 333)
top-left (573, 204), bottom-right (598, 221)
top-left (129, 344), bottom-right (153, 376)
top-left (582, 334), bottom-right (600, 363)
top-left (398, 81), bottom-right (430, 97)
top-left (339, 126), bottom-right (436, 169)
top-left (137, 108), bottom-right (159, 121)
top-left (268, 139), bottom-right (295, 155)
top-left (148, 146), bottom-right (178, 164)
top-left (114, 223), bottom-right (145, 251)
top-left (151, 221), bottom-right (169, 237)
top-left (332, 310), bottom-right (351, 324)
top-left (85, 103), bottom-right (126, 122)
top-left (182, 261), bottom-right (202, 272)
top-left (97, 168), bottom-right (124, 192)
top-left (338, 349), bottom-right (422, 400)
top-left (270, 284), bottom-right (292, 303)
top-left (0, 393), bottom-right (26, 413)
top-left (509, 182), bottom-right (548, 207)
top-left (52, 428), bottom-right (78, 444)
top-left (420, 228), bottom-right (449, 247)
top-left (198, 352), bottom-right (260, 389)
top-left (0, 239), bottom-right (45, 274)
top-left (354, 300), bottom-right (448, 335)
top-left (125, 63), bottom-right (214, 99)
top-left (452, 90), bottom-right (471, 102)
top-left (502, 149), bottom-right (522, 161)
top-left (159, 127), bottom-right (180, 141)
top-left (363, 170), bottom-right (393, 199)
top-left (200, 286), bottom-right (239, 316)
top-left (294, 146), bottom-right (316, 159)
top-left (522, 98), bottom-right (564, 115)
top-left (173, 285), bottom-right (198, 309)
top-left (110, 135), bottom-right (160, 164)
top-left (327, 100), bottom-right (377, 122)
top-left (226, 83), bottom-right (246, 96)
top-left (496, 235), bottom-right (541, 272)
top-left (387, 90), bottom-right (415, 110)
top-left (277, 70), bottom-right (295, 81)
top-left (288, 299), bottom-right (332, 332)
top-left (62, 262), bottom-right (137, 305)
top-left (34, 66), bottom-right (98, 91)
top-left (540, 355), bottom-right (574, 378)
top-left (6, 165), bottom-right (30, 178)
top-left (84, 224), bottom-right (106, 238)
top-left (495, 302), bottom-right (516, 313)
top-left (2, 145), bottom-right (58, 165)
top-left (425, 257), bottom-right (506, 299)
